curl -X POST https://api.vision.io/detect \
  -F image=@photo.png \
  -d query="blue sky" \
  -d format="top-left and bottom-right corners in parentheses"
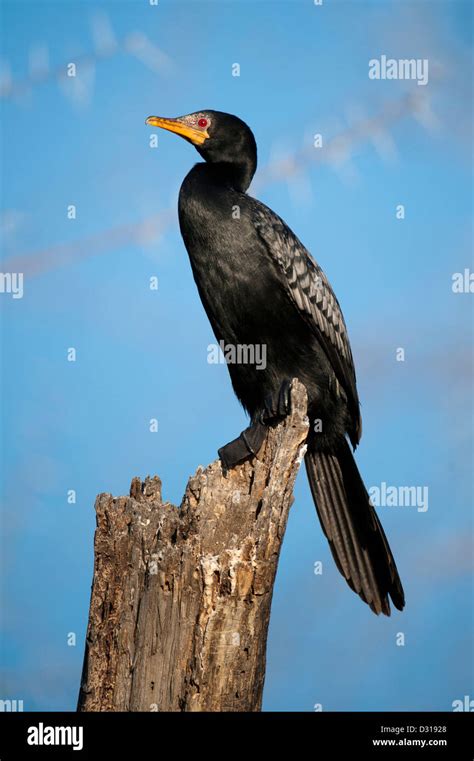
top-left (0, 0), bottom-right (472, 711)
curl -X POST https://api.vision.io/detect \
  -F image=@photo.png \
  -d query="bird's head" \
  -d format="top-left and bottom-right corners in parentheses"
top-left (145, 110), bottom-right (257, 190)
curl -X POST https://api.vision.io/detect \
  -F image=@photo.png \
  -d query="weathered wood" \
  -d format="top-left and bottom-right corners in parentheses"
top-left (77, 380), bottom-right (308, 712)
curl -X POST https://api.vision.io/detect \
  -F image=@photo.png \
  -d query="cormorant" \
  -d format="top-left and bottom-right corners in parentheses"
top-left (146, 110), bottom-right (405, 616)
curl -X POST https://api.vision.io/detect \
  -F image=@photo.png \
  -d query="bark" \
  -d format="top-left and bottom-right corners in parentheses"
top-left (77, 380), bottom-right (308, 712)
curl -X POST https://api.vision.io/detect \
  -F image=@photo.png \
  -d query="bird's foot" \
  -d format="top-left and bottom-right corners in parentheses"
top-left (218, 381), bottom-right (293, 471)
top-left (259, 379), bottom-right (293, 424)
top-left (218, 421), bottom-right (267, 471)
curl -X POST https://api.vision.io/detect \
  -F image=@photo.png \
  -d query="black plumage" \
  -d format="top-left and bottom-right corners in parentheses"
top-left (146, 109), bottom-right (405, 616)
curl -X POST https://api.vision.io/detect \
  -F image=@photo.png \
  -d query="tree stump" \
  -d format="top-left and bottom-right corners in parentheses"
top-left (77, 379), bottom-right (309, 712)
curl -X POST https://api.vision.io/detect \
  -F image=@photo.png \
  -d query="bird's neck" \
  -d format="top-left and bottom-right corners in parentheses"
top-left (178, 161), bottom-right (253, 256)
top-left (197, 159), bottom-right (255, 193)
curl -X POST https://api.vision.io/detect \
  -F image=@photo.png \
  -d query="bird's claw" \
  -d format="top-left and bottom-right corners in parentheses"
top-left (218, 381), bottom-right (292, 471)
top-left (259, 379), bottom-right (292, 424)
top-left (218, 421), bottom-right (267, 471)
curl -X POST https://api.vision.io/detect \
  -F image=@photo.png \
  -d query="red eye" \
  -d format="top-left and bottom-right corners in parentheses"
top-left (198, 118), bottom-right (208, 128)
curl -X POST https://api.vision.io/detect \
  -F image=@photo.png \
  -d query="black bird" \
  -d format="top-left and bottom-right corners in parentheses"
top-left (146, 110), bottom-right (405, 616)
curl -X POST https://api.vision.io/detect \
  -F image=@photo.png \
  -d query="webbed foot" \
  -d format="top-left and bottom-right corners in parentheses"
top-left (218, 421), bottom-right (267, 470)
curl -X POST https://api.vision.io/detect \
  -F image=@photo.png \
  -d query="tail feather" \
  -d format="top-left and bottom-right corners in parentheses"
top-left (305, 440), bottom-right (405, 615)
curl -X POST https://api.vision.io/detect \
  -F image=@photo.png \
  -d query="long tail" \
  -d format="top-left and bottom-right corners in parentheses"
top-left (305, 439), bottom-right (405, 615)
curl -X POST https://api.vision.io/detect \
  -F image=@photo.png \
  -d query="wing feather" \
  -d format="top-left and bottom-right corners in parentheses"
top-left (251, 200), bottom-right (362, 445)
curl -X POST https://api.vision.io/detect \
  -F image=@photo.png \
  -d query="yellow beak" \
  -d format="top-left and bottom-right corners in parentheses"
top-left (145, 116), bottom-right (209, 146)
